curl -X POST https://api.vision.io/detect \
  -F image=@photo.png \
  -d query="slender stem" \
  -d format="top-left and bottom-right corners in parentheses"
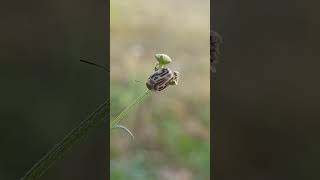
top-left (20, 100), bottom-right (109, 180)
top-left (110, 89), bottom-right (151, 129)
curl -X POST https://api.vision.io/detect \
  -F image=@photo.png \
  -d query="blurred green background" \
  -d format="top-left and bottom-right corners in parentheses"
top-left (0, 0), bottom-right (108, 179)
top-left (110, 0), bottom-right (210, 180)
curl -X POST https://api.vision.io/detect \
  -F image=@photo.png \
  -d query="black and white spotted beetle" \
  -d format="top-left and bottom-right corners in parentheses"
top-left (146, 68), bottom-right (179, 91)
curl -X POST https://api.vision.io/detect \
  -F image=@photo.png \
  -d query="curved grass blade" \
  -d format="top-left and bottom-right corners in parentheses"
top-left (112, 125), bottom-right (134, 140)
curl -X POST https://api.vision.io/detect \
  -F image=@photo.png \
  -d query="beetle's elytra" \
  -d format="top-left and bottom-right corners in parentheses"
top-left (146, 68), bottom-right (178, 91)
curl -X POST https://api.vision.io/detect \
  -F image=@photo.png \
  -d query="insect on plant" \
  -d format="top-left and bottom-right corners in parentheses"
top-left (20, 54), bottom-right (179, 179)
top-left (110, 54), bottom-right (179, 139)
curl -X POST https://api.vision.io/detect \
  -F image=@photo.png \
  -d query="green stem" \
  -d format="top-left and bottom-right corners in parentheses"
top-left (21, 100), bottom-right (109, 180)
top-left (110, 89), bottom-right (151, 129)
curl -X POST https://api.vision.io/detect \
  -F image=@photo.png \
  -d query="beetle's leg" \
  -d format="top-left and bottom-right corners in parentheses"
top-left (134, 80), bottom-right (145, 85)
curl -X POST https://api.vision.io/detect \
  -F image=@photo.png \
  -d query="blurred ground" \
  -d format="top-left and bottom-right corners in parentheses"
top-left (110, 0), bottom-right (210, 179)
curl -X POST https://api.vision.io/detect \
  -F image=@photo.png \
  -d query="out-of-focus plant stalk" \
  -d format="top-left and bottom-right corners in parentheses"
top-left (110, 89), bottom-right (151, 129)
top-left (20, 100), bottom-right (109, 180)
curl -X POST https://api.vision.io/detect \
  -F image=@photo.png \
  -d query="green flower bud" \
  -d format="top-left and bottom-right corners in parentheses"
top-left (155, 54), bottom-right (172, 65)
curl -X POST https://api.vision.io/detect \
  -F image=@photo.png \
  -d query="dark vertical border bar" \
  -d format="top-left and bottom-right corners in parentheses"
top-left (211, 0), bottom-right (224, 179)
top-left (106, 0), bottom-right (111, 178)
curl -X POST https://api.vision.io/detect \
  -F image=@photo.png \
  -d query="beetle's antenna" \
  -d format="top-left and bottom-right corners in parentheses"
top-left (134, 80), bottom-right (144, 85)
top-left (80, 59), bottom-right (109, 72)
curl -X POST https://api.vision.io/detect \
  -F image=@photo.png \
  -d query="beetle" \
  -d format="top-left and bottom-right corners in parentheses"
top-left (146, 68), bottom-right (179, 91)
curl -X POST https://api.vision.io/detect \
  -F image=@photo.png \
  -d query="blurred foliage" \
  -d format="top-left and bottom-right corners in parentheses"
top-left (110, 0), bottom-right (210, 180)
